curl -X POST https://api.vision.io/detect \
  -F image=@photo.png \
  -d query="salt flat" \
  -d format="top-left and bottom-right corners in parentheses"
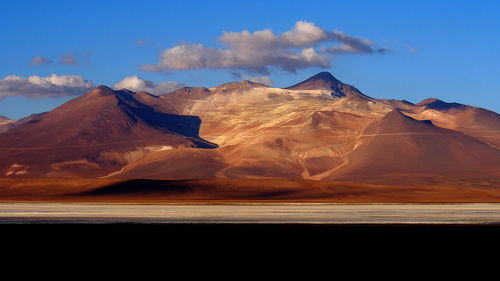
top-left (1, 203), bottom-right (500, 224)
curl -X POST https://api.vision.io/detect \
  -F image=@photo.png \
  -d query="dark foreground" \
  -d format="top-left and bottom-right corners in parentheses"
top-left (3, 203), bottom-right (500, 255)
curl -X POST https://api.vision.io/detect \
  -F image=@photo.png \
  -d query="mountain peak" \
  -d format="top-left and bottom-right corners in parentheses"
top-left (83, 85), bottom-right (116, 97)
top-left (416, 98), bottom-right (442, 106)
top-left (285, 71), bottom-right (341, 91)
top-left (362, 109), bottom-right (440, 135)
top-left (82, 86), bottom-right (138, 100)
top-left (217, 80), bottom-right (268, 88)
top-left (284, 71), bottom-right (372, 99)
top-left (306, 71), bottom-right (340, 82)
top-left (96, 85), bottom-right (114, 91)
top-left (383, 109), bottom-right (412, 120)
top-left (214, 80), bottom-right (269, 93)
top-left (417, 98), bottom-right (467, 111)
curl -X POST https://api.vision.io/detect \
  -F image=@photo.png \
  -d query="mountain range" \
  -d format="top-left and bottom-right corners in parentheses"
top-left (1, 72), bottom-right (499, 194)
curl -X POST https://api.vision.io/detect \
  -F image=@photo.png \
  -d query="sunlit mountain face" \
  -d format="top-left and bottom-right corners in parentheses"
top-left (1, 72), bottom-right (499, 192)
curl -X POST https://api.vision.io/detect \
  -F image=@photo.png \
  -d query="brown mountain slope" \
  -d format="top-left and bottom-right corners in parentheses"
top-left (115, 73), bottom-right (500, 184)
top-left (213, 80), bottom-right (268, 94)
top-left (0, 115), bottom-right (14, 133)
top-left (326, 110), bottom-right (500, 185)
top-left (111, 148), bottom-right (228, 179)
top-left (114, 73), bottom-right (387, 179)
top-left (158, 86), bottom-right (213, 113)
top-left (116, 115), bottom-right (361, 179)
top-left (0, 86), bottom-right (216, 177)
top-left (416, 98), bottom-right (467, 111)
top-left (407, 98), bottom-right (500, 148)
top-left (0, 115), bottom-right (10, 123)
top-left (132, 90), bottom-right (179, 114)
top-left (376, 99), bottom-right (416, 112)
top-left (0, 112), bottom-right (47, 134)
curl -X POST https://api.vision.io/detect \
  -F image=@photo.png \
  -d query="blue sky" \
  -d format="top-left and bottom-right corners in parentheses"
top-left (1, 0), bottom-right (499, 119)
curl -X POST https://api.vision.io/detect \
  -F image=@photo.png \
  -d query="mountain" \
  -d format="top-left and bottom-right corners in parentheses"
top-left (286, 71), bottom-right (341, 90)
top-left (0, 112), bottom-right (47, 134)
top-left (0, 86), bottom-right (216, 177)
top-left (416, 98), bottom-right (468, 111)
top-left (110, 73), bottom-right (500, 188)
top-left (410, 98), bottom-right (500, 148)
top-left (1, 72), bottom-right (499, 192)
top-left (213, 80), bottom-right (269, 94)
top-left (132, 90), bottom-right (179, 114)
top-left (156, 86), bottom-right (213, 114)
top-left (0, 115), bottom-right (10, 122)
top-left (15, 112), bottom-right (47, 125)
top-left (326, 110), bottom-right (500, 185)
top-left (0, 115), bottom-right (14, 133)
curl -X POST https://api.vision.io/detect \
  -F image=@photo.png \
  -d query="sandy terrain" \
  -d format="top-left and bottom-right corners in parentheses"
top-left (1, 203), bottom-right (500, 224)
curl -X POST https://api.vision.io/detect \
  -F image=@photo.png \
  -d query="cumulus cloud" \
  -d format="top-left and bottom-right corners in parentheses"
top-left (113, 76), bottom-right (184, 95)
top-left (142, 21), bottom-right (388, 74)
top-left (0, 74), bottom-right (95, 99)
top-left (29, 56), bottom-right (53, 66)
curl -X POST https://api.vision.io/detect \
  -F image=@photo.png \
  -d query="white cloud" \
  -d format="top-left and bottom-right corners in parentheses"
top-left (280, 21), bottom-right (330, 47)
top-left (113, 76), bottom-right (184, 95)
top-left (0, 74), bottom-right (95, 99)
top-left (142, 21), bottom-right (388, 74)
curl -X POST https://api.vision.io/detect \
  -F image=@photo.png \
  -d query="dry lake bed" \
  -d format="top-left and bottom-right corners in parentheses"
top-left (1, 203), bottom-right (500, 224)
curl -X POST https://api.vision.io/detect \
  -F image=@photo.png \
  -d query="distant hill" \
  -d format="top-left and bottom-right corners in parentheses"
top-left (0, 85), bottom-right (216, 177)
